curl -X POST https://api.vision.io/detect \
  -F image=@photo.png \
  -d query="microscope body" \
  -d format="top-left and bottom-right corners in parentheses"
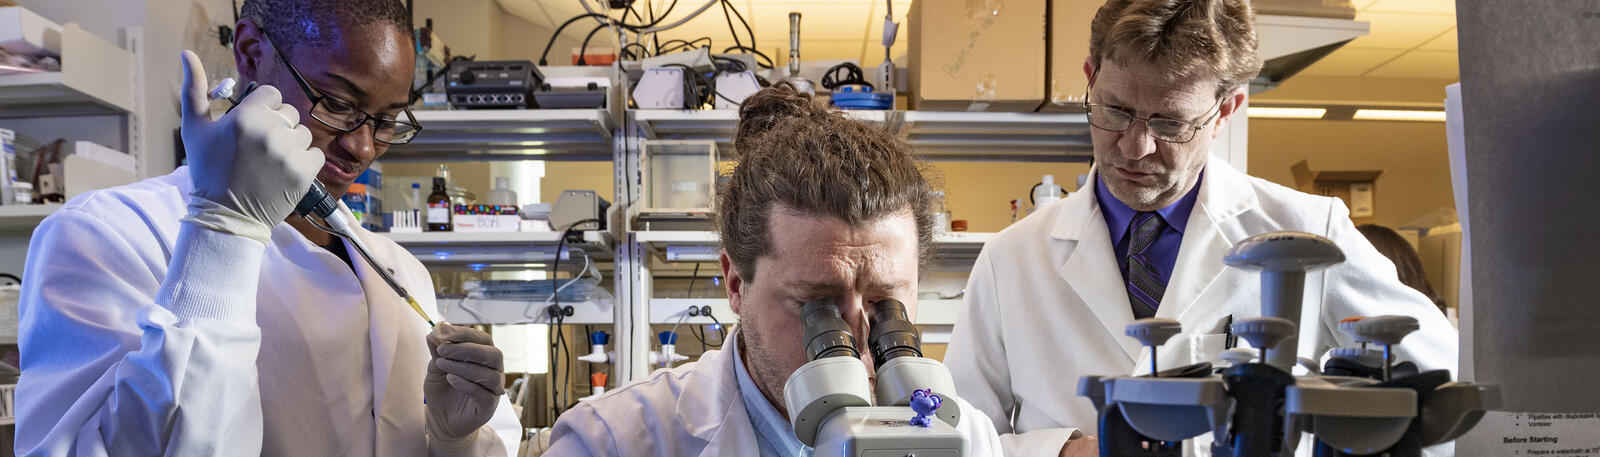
top-left (784, 299), bottom-right (970, 457)
top-left (1080, 231), bottom-right (1499, 457)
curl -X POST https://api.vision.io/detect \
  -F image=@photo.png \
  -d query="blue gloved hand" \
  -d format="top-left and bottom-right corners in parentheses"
top-left (178, 50), bottom-right (323, 242)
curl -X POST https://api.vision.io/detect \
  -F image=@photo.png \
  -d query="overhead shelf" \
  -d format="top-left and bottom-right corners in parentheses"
top-left (632, 109), bottom-right (1092, 161)
top-left (382, 109), bottom-right (617, 162)
top-left (0, 24), bottom-right (135, 118)
top-left (0, 204), bottom-right (62, 231)
top-left (380, 230), bottom-right (614, 265)
top-left (647, 298), bottom-right (963, 326)
top-left (635, 230), bottom-right (992, 264)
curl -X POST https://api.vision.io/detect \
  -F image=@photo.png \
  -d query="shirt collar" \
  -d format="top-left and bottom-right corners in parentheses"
top-left (732, 334), bottom-right (811, 456)
top-left (1094, 168), bottom-right (1205, 243)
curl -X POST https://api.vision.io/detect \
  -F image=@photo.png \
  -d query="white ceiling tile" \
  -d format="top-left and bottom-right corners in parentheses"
top-left (1364, 50), bottom-right (1458, 79)
top-left (1296, 47), bottom-right (1407, 77)
top-left (1364, 0), bottom-right (1455, 15)
top-left (1347, 11), bottom-right (1457, 49)
top-left (1418, 28), bottom-right (1457, 51)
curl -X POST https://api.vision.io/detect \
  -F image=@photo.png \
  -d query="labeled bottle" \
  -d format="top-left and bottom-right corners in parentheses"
top-left (426, 177), bottom-right (452, 231)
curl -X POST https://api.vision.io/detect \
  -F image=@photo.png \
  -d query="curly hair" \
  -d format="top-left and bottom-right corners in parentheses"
top-left (240, 0), bottom-right (413, 54)
top-left (1088, 0), bottom-right (1262, 97)
top-left (716, 83), bottom-right (939, 280)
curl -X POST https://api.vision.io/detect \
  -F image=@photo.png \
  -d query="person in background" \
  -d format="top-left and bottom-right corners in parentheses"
top-left (544, 84), bottom-right (1004, 456)
top-left (16, 1), bottom-right (517, 455)
top-left (942, 0), bottom-right (1459, 455)
top-left (1358, 224), bottom-right (1448, 314)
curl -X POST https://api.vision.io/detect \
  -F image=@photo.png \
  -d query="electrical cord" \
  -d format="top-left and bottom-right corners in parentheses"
top-left (662, 63), bottom-right (710, 109)
top-left (657, 37), bottom-right (712, 55)
top-left (548, 217), bottom-right (599, 419)
top-left (707, 55), bottom-right (753, 107)
top-left (577, 22), bottom-right (610, 66)
top-left (718, 0), bottom-right (743, 51)
top-left (622, 42), bottom-right (652, 59)
top-left (821, 62), bottom-right (872, 90)
top-left (686, 263), bottom-right (701, 298)
top-left (722, 46), bottom-right (775, 69)
top-left (722, 0), bottom-right (756, 53)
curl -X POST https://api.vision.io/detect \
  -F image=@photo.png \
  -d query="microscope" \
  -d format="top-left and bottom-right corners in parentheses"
top-left (784, 299), bottom-right (970, 456)
top-left (1079, 231), bottom-right (1500, 457)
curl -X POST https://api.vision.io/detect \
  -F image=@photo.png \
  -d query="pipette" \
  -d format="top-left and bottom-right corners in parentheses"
top-left (212, 79), bottom-right (436, 327)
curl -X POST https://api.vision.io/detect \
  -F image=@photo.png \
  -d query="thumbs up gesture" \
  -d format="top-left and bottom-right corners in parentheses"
top-left (177, 50), bottom-right (324, 243)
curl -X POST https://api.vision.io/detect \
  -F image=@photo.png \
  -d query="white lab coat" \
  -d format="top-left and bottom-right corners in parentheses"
top-left (945, 156), bottom-right (1459, 457)
top-left (16, 168), bottom-right (520, 456)
top-left (544, 331), bottom-right (1007, 456)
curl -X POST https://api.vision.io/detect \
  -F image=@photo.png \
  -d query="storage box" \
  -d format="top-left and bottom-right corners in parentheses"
top-left (1290, 160), bottom-right (1384, 224)
top-left (643, 141), bottom-right (716, 213)
top-left (1040, 0), bottom-right (1102, 112)
top-left (452, 204), bottom-right (521, 233)
top-left (907, 0), bottom-right (1047, 112)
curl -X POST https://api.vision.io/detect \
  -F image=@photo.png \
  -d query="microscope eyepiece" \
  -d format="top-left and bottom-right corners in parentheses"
top-left (801, 300), bottom-right (859, 361)
top-left (868, 298), bottom-right (922, 366)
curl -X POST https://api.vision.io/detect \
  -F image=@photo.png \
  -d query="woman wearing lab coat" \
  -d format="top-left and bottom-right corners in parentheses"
top-left (15, 2), bottom-right (518, 454)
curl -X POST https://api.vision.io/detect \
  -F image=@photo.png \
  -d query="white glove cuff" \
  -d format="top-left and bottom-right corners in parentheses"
top-left (426, 413), bottom-right (479, 454)
top-left (182, 197), bottom-right (274, 243)
top-left (155, 222), bottom-right (268, 323)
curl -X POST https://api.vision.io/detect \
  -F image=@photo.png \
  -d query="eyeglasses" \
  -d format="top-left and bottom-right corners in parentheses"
top-left (265, 37), bottom-right (422, 145)
top-left (1082, 95), bottom-right (1225, 144)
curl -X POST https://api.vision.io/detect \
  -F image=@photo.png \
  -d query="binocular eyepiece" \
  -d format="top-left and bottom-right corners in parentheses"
top-left (800, 299), bottom-right (924, 365)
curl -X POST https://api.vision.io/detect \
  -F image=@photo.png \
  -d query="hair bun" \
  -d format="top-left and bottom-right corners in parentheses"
top-left (734, 83), bottom-right (826, 154)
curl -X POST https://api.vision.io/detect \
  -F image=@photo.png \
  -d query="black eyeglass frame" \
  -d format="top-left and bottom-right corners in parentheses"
top-left (265, 37), bottom-right (423, 145)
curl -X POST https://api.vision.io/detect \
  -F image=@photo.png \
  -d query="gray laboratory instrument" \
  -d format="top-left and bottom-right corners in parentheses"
top-left (1079, 231), bottom-right (1499, 457)
top-left (784, 299), bottom-right (969, 456)
top-left (783, 12), bottom-right (816, 95)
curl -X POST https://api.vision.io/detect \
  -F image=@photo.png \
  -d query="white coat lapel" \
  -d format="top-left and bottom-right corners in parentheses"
top-left (341, 208), bottom-right (431, 455)
top-left (1051, 175), bottom-right (1142, 362)
top-left (674, 338), bottom-right (760, 456)
top-left (1161, 156), bottom-right (1259, 324)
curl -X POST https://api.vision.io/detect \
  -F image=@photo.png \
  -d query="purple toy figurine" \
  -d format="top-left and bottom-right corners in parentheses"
top-left (908, 389), bottom-right (943, 427)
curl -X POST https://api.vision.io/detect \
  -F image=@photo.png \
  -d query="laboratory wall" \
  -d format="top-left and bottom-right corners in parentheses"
top-left (1249, 119), bottom-right (1455, 229)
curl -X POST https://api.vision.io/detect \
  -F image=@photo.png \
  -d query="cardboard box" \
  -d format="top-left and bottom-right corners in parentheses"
top-left (1041, 0), bottom-right (1101, 112)
top-left (908, 0), bottom-right (1047, 112)
top-left (1290, 160), bottom-right (1384, 224)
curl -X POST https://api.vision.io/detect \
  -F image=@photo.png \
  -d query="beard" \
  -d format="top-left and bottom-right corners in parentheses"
top-left (737, 316), bottom-right (805, 418)
top-left (1097, 150), bottom-right (1202, 211)
top-left (737, 305), bottom-right (878, 419)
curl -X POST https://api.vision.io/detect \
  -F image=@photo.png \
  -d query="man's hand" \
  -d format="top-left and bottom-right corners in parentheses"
top-left (178, 49), bottom-right (322, 242)
top-left (425, 324), bottom-right (506, 449)
top-left (1060, 435), bottom-right (1099, 457)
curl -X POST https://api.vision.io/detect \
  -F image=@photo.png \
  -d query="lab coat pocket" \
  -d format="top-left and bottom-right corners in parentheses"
top-left (1188, 333), bottom-right (1229, 367)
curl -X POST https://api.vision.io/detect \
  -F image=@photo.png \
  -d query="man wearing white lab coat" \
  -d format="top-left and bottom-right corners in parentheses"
top-left (546, 85), bottom-right (1004, 456)
top-left (943, 1), bottom-right (1458, 456)
top-left (16, 1), bottom-right (518, 455)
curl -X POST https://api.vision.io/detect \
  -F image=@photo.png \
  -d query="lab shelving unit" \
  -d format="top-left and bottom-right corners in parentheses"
top-left (375, 73), bottom-right (1107, 387)
top-left (0, 23), bottom-right (142, 233)
top-left (614, 108), bottom-right (1097, 381)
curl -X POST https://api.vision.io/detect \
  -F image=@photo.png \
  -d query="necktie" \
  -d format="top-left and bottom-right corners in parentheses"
top-left (1126, 212), bottom-right (1168, 319)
